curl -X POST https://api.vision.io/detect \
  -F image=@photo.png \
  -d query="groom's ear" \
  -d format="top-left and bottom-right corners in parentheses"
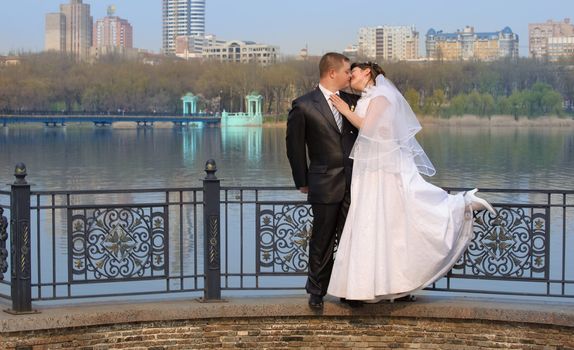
top-left (328, 68), bottom-right (337, 79)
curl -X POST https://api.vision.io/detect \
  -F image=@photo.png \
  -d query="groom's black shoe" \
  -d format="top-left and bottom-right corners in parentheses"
top-left (308, 294), bottom-right (324, 309)
top-left (340, 297), bottom-right (364, 308)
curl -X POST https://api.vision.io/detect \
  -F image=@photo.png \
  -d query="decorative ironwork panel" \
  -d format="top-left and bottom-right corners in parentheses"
top-left (18, 220), bottom-right (30, 278)
top-left (452, 207), bottom-right (548, 279)
top-left (257, 204), bottom-right (312, 274)
top-left (69, 206), bottom-right (168, 281)
top-left (208, 215), bottom-right (220, 269)
top-left (10, 219), bottom-right (15, 277)
top-left (0, 208), bottom-right (8, 280)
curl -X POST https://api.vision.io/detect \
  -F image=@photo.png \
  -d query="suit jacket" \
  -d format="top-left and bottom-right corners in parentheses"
top-left (286, 87), bottom-right (359, 204)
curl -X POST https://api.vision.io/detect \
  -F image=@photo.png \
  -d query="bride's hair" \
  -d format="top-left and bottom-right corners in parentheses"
top-left (351, 62), bottom-right (386, 84)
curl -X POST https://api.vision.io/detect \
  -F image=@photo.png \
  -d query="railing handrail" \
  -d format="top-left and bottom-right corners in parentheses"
top-left (443, 187), bottom-right (574, 194)
top-left (26, 187), bottom-right (204, 196)
top-left (1, 187), bottom-right (569, 196)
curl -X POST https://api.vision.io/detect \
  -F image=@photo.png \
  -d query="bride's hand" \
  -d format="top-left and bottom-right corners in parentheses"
top-left (330, 94), bottom-right (351, 116)
top-left (330, 94), bottom-right (363, 129)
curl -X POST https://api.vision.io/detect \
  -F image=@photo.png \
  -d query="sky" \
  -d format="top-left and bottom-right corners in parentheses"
top-left (0, 0), bottom-right (573, 56)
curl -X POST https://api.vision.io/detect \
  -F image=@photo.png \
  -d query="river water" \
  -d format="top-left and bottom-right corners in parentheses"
top-left (1, 124), bottom-right (573, 190)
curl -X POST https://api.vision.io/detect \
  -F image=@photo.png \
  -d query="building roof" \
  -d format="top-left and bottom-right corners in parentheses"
top-left (427, 27), bottom-right (515, 40)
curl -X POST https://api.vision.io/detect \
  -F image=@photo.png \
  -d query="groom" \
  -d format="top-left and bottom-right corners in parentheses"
top-left (286, 52), bottom-right (359, 309)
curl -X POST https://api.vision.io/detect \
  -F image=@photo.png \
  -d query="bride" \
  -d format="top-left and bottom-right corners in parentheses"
top-left (327, 62), bottom-right (496, 302)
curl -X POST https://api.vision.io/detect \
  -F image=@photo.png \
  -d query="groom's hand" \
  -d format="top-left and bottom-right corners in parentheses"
top-left (298, 186), bottom-right (309, 194)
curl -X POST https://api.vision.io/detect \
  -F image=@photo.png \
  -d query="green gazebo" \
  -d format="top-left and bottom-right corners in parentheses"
top-left (181, 93), bottom-right (199, 115)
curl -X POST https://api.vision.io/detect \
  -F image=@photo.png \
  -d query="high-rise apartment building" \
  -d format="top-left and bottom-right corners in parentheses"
top-left (358, 26), bottom-right (419, 61)
top-left (61, 0), bottom-right (93, 59)
top-left (547, 37), bottom-right (574, 61)
top-left (162, 0), bottom-right (206, 55)
top-left (45, 13), bottom-right (66, 52)
top-left (93, 6), bottom-right (133, 49)
top-left (45, 0), bottom-right (93, 60)
top-left (426, 26), bottom-right (519, 61)
top-left (189, 0), bottom-right (205, 40)
top-left (529, 18), bottom-right (574, 61)
top-left (358, 27), bottom-right (377, 59)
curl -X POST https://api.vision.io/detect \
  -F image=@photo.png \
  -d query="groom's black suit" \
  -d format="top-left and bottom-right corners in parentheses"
top-left (286, 87), bottom-right (359, 297)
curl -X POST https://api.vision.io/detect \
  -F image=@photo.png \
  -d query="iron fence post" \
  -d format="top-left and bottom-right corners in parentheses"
top-left (9, 163), bottom-right (33, 313)
top-left (0, 207), bottom-right (8, 281)
top-left (202, 159), bottom-right (221, 300)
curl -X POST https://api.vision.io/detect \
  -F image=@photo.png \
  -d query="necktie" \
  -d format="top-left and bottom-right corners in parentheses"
top-left (331, 94), bottom-right (343, 132)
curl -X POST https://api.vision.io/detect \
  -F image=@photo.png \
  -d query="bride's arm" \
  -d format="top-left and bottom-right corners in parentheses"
top-left (330, 95), bottom-right (390, 130)
top-left (330, 94), bottom-right (363, 128)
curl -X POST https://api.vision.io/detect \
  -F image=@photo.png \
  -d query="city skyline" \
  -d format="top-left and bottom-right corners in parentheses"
top-left (0, 0), bottom-right (573, 56)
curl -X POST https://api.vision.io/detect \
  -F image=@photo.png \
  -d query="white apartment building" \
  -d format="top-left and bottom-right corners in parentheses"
top-left (176, 34), bottom-right (223, 59)
top-left (548, 36), bottom-right (574, 61)
top-left (203, 40), bottom-right (279, 65)
top-left (358, 25), bottom-right (419, 61)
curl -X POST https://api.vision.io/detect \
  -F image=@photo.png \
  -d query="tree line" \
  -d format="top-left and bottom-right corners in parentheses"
top-left (0, 52), bottom-right (572, 118)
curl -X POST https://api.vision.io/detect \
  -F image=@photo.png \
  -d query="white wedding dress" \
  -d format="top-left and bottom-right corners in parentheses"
top-left (327, 77), bottom-right (474, 301)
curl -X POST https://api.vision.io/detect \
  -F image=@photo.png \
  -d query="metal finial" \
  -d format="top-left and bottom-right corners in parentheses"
top-left (204, 159), bottom-right (217, 180)
top-left (14, 163), bottom-right (27, 184)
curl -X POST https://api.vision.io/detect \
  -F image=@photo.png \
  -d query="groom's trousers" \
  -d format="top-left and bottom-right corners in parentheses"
top-left (306, 190), bottom-right (351, 296)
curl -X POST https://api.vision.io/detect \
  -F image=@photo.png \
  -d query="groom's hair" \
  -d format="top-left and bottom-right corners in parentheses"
top-left (319, 52), bottom-right (350, 78)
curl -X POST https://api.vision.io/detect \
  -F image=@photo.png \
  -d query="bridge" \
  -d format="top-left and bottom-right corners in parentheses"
top-left (0, 114), bottom-right (221, 127)
top-left (1, 91), bottom-right (263, 127)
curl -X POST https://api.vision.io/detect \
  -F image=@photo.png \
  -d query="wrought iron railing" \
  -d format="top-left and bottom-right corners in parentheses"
top-left (0, 192), bottom-right (9, 290)
top-left (0, 162), bottom-right (572, 314)
top-left (0, 164), bottom-right (207, 313)
top-left (0, 204), bottom-right (8, 284)
top-left (434, 188), bottom-right (573, 297)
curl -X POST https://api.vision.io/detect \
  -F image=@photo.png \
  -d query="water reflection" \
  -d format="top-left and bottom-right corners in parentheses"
top-left (221, 127), bottom-right (263, 162)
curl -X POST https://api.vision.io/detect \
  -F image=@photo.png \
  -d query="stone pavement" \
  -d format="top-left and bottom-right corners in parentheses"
top-left (1, 294), bottom-right (573, 333)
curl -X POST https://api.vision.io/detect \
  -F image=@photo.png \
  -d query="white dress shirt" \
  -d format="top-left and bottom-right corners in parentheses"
top-left (318, 84), bottom-right (342, 131)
